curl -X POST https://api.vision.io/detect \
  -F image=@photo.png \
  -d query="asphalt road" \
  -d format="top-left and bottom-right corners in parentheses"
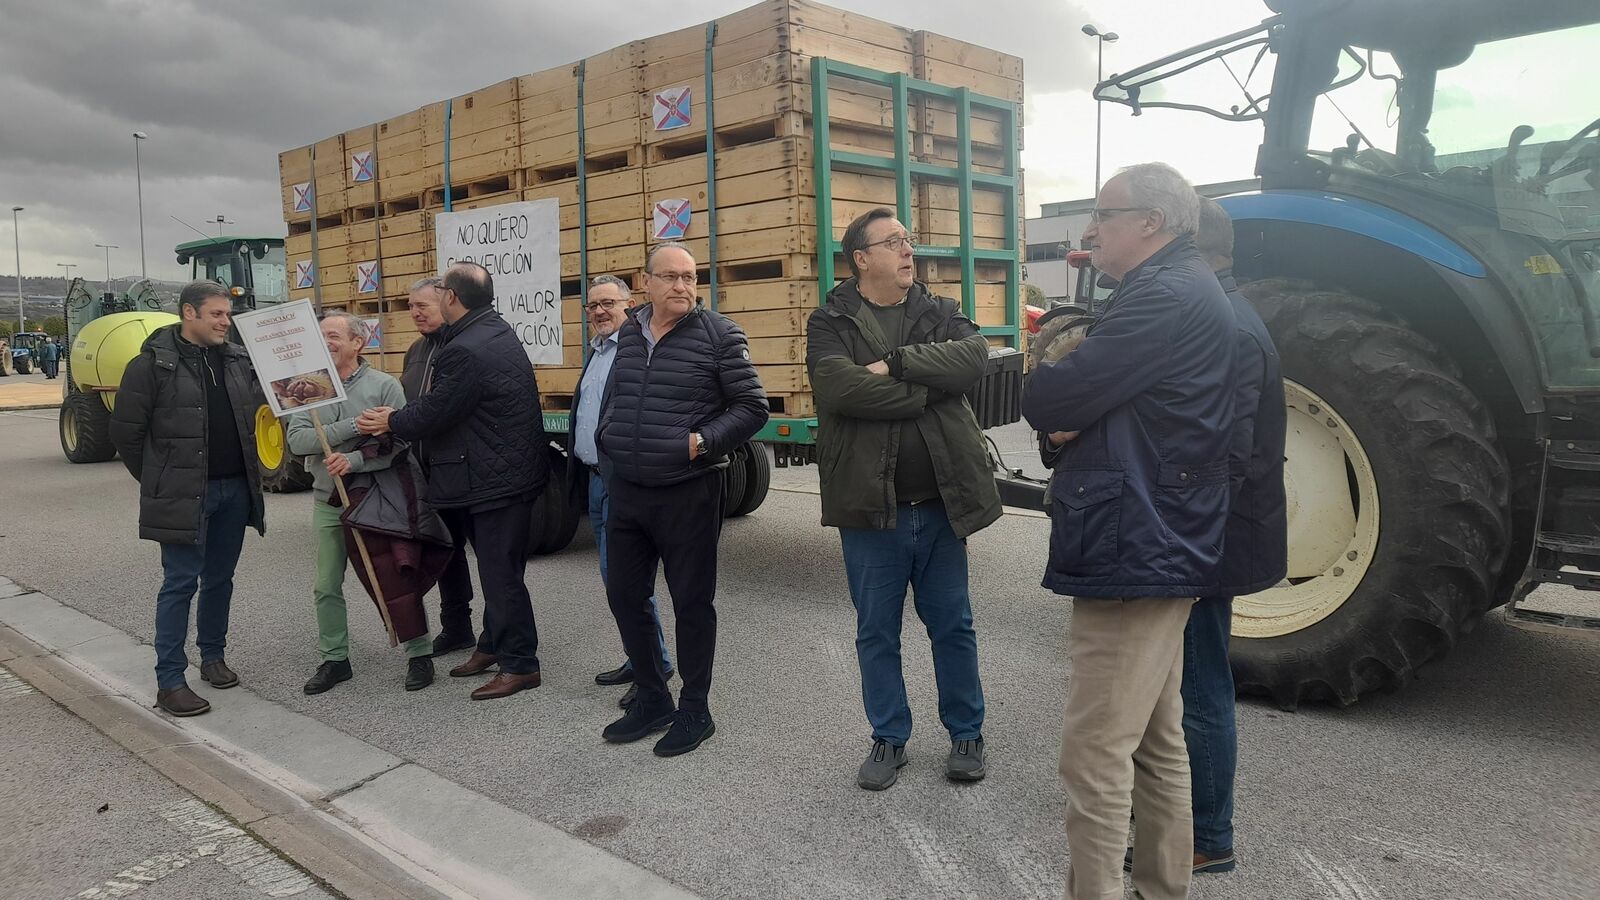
top-left (2, 408), bottom-right (1597, 900)
top-left (0, 659), bottom-right (333, 899)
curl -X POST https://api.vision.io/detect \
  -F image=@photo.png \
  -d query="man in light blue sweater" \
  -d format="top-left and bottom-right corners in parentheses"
top-left (286, 312), bottom-right (433, 694)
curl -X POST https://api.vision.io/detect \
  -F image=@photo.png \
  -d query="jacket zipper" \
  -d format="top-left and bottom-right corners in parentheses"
top-left (630, 309), bottom-right (697, 483)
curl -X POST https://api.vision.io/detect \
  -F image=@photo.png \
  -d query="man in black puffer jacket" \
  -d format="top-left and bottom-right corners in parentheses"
top-left (597, 242), bottom-right (767, 757)
top-left (110, 280), bottom-right (266, 719)
top-left (358, 262), bottom-right (549, 702)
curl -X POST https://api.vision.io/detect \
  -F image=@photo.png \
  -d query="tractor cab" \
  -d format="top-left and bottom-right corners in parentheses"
top-left (175, 237), bottom-right (289, 314)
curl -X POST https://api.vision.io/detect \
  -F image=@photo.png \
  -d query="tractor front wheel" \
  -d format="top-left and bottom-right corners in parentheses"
top-left (255, 404), bottom-right (313, 493)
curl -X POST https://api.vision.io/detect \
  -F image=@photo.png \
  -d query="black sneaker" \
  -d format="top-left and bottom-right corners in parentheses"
top-left (653, 710), bottom-right (715, 757)
top-left (602, 700), bottom-right (676, 743)
top-left (857, 739), bottom-right (908, 790)
top-left (431, 631), bottom-right (476, 658)
top-left (303, 660), bottom-right (353, 695)
top-left (404, 656), bottom-right (435, 692)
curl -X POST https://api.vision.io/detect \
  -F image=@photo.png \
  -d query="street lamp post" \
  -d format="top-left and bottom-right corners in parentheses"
top-left (10, 206), bottom-right (22, 333)
top-left (94, 243), bottom-right (119, 297)
top-left (133, 132), bottom-right (149, 280)
top-left (1082, 24), bottom-right (1120, 197)
top-left (57, 263), bottom-right (76, 283)
top-left (208, 215), bottom-right (234, 236)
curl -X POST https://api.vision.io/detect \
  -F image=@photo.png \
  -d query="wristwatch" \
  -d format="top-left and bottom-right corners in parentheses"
top-left (694, 433), bottom-right (708, 457)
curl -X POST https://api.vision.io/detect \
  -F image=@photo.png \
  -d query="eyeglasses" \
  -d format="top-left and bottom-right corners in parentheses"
top-left (1088, 207), bottom-right (1153, 223)
top-left (584, 298), bottom-right (625, 312)
top-left (649, 272), bottom-right (699, 286)
top-left (863, 234), bottom-right (917, 252)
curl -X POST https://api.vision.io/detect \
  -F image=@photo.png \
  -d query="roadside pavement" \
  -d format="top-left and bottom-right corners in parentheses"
top-left (0, 368), bottom-right (63, 410)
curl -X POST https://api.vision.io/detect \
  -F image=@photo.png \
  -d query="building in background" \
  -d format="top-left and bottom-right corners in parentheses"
top-left (1025, 177), bottom-right (1258, 305)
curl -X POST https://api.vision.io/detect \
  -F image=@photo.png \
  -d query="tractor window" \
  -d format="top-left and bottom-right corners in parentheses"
top-left (198, 254), bottom-right (240, 288)
top-left (251, 245), bottom-right (288, 307)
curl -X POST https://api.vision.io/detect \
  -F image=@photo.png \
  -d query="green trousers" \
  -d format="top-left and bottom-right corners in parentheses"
top-left (313, 500), bottom-right (431, 661)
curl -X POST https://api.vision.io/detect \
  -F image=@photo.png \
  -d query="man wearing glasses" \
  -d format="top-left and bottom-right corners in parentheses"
top-left (806, 207), bottom-right (1002, 791)
top-left (1023, 163), bottom-right (1237, 900)
top-left (597, 242), bottom-right (767, 756)
top-left (568, 274), bottom-right (674, 707)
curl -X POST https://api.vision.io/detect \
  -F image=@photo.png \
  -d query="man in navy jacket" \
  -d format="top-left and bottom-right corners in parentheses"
top-left (1023, 163), bottom-right (1236, 900)
top-left (358, 262), bottom-right (549, 702)
top-left (597, 242), bottom-right (767, 757)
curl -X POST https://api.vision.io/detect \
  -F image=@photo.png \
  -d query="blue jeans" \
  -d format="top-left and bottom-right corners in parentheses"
top-left (589, 470), bottom-right (671, 674)
top-left (1183, 594), bottom-right (1237, 855)
top-left (154, 476), bottom-right (250, 689)
top-left (839, 501), bottom-right (984, 746)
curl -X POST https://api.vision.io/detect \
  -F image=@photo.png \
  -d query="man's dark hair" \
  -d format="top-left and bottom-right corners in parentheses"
top-left (179, 280), bottom-right (231, 318)
top-left (443, 262), bottom-right (495, 310)
top-left (840, 207), bottom-right (897, 278)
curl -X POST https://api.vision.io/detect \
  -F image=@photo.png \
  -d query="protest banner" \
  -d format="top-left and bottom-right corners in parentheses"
top-left (434, 199), bottom-right (561, 365)
top-left (232, 299), bottom-right (346, 417)
top-left (232, 299), bottom-right (397, 644)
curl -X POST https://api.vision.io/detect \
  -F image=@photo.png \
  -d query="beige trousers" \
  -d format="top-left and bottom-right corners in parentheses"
top-left (1060, 597), bottom-right (1194, 900)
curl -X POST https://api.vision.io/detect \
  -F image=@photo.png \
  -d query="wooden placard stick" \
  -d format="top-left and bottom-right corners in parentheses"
top-left (310, 407), bottom-right (399, 647)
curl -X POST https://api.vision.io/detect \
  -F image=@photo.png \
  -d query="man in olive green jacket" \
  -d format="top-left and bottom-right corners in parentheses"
top-left (806, 207), bottom-right (1002, 792)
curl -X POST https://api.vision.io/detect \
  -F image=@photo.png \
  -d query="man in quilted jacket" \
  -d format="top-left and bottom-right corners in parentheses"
top-left (357, 262), bottom-right (549, 701)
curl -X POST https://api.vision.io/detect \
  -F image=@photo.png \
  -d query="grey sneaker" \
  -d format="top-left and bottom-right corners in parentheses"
top-left (857, 740), bottom-right (908, 791)
top-left (945, 737), bottom-right (986, 781)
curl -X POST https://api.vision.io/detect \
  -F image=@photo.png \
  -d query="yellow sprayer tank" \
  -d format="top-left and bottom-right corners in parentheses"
top-left (72, 312), bottom-right (178, 409)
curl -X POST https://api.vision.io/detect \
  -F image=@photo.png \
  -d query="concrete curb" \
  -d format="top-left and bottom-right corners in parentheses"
top-left (0, 576), bottom-right (702, 900)
top-left (0, 403), bottom-right (61, 411)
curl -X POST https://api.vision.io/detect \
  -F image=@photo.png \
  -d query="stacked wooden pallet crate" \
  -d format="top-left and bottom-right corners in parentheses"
top-left (278, 0), bottom-right (1023, 412)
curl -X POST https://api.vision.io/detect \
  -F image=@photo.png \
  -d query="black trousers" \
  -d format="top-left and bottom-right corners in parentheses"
top-left (436, 508), bottom-right (476, 637)
top-left (606, 472), bottom-right (724, 713)
top-left (443, 499), bottom-right (540, 674)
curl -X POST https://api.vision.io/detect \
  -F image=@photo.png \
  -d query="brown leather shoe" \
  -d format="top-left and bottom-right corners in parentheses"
top-left (469, 671), bottom-right (541, 700)
top-left (448, 651), bottom-right (499, 678)
top-left (156, 684), bottom-right (211, 717)
top-left (199, 658), bottom-right (239, 689)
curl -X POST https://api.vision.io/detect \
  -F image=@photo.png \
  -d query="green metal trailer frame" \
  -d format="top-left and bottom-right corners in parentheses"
top-left (542, 58), bottom-right (1023, 449)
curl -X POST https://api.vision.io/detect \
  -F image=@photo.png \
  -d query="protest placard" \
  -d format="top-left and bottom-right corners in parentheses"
top-left (231, 298), bottom-right (346, 418)
top-left (434, 199), bottom-right (561, 365)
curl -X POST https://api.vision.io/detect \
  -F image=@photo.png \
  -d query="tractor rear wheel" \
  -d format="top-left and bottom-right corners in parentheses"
top-left (1233, 279), bottom-right (1510, 708)
top-left (15, 356), bottom-right (31, 375)
top-left (60, 391), bottom-right (116, 463)
top-left (254, 404), bottom-right (313, 493)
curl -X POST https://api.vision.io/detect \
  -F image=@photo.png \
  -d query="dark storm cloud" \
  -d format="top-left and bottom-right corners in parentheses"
top-left (0, 0), bottom-right (1089, 280)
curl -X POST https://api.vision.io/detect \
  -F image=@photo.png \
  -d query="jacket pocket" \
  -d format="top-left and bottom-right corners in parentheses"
top-left (1155, 460), bottom-right (1230, 567)
top-left (1048, 468), bottom-right (1124, 575)
top-left (425, 452), bottom-right (470, 500)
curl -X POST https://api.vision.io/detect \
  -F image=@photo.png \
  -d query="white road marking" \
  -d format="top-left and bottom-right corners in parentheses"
top-left (68, 799), bottom-right (314, 899)
top-left (0, 665), bottom-right (38, 698)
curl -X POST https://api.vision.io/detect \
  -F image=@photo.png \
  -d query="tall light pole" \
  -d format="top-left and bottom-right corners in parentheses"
top-left (133, 132), bottom-right (149, 280)
top-left (94, 243), bottom-right (118, 296)
top-left (10, 206), bottom-right (22, 333)
top-left (1082, 24), bottom-right (1120, 198)
top-left (57, 263), bottom-right (76, 282)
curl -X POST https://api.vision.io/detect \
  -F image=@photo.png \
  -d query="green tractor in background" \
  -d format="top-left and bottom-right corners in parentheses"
top-left (59, 236), bottom-right (311, 493)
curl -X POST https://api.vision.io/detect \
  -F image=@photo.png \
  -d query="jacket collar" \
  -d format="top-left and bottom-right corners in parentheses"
top-left (823, 278), bottom-right (940, 355)
top-left (1103, 235), bottom-right (1199, 309)
top-left (442, 305), bottom-right (494, 343)
top-left (143, 323), bottom-right (247, 368)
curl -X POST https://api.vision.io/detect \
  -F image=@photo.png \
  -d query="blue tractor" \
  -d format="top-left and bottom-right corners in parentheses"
top-left (1092, 0), bottom-right (1600, 706)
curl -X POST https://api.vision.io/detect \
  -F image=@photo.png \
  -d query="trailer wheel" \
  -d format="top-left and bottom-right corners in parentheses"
top-left (528, 445), bottom-right (580, 555)
top-left (255, 404), bottom-right (313, 493)
top-left (60, 391), bottom-right (116, 463)
top-left (1232, 279), bottom-right (1510, 709)
top-left (728, 441), bottom-right (771, 517)
top-left (722, 444), bottom-right (749, 518)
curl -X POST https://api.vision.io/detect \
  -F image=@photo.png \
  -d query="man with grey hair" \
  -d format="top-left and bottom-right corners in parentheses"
top-left (399, 275), bottom-right (477, 656)
top-left (287, 311), bottom-right (434, 694)
top-left (1023, 162), bottom-right (1236, 900)
top-left (570, 274), bottom-right (674, 706)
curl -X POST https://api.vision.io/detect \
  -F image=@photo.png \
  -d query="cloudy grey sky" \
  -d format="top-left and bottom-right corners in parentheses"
top-left (0, 0), bottom-right (1272, 282)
